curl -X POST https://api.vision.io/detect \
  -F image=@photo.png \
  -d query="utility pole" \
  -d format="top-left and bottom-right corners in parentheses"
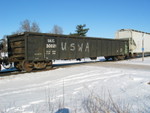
top-left (142, 33), bottom-right (144, 62)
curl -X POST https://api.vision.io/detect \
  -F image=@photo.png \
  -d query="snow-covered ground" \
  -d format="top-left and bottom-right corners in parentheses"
top-left (0, 57), bottom-right (150, 113)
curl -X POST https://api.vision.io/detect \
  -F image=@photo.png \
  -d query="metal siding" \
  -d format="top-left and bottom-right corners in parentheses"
top-left (111, 40), bottom-right (116, 55)
top-left (25, 35), bottom-right (128, 61)
top-left (115, 29), bottom-right (150, 54)
top-left (116, 41), bottom-right (120, 55)
top-left (76, 38), bottom-right (85, 58)
top-left (101, 40), bottom-right (108, 56)
top-left (125, 41), bottom-right (129, 54)
top-left (68, 38), bottom-right (76, 59)
top-left (89, 39), bottom-right (96, 57)
top-left (7, 35), bottom-right (25, 59)
top-left (107, 40), bottom-right (112, 56)
top-left (59, 37), bottom-right (68, 59)
top-left (26, 36), bottom-right (44, 61)
top-left (84, 39), bottom-right (90, 57)
top-left (7, 32), bottom-right (129, 63)
top-left (58, 38), bottom-right (91, 59)
top-left (97, 39), bottom-right (102, 56)
top-left (119, 41), bottom-right (125, 55)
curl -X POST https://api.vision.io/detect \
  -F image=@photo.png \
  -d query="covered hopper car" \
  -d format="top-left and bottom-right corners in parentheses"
top-left (115, 29), bottom-right (150, 57)
top-left (0, 32), bottom-right (129, 72)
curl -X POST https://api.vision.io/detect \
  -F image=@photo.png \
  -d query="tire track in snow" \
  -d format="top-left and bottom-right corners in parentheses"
top-left (0, 70), bottom-right (96, 96)
top-left (0, 70), bottom-right (124, 97)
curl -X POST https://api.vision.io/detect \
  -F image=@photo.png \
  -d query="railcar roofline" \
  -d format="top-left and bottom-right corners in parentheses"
top-left (7, 32), bottom-right (119, 41)
top-left (118, 29), bottom-right (150, 35)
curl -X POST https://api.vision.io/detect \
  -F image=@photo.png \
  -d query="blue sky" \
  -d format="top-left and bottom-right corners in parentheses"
top-left (0, 0), bottom-right (150, 39)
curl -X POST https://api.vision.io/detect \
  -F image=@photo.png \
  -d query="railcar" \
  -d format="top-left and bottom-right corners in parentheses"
top-left (115, 29), bottom-right (150, 57)
top-left (1, 32), bottom-right (129, 72)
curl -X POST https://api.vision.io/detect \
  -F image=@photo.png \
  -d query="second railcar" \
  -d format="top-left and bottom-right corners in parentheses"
top-left (115, 29), bottom-right (150, 57)
top-left (7, 32), bottom-right (129, 71)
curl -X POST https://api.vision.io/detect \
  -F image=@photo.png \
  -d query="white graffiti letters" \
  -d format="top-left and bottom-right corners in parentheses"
top-left (61, 42), bottom-right (67, 51)
top-left (78, 43), bottom-right (83, 52)
top-left (61, 42), bottom-right (89, 52)
top-left (70, 43), bottom-right (75, 51)
top-left (85, 43), bottom-right (89, 52)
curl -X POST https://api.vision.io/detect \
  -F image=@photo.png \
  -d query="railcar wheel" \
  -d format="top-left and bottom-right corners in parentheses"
top-left (112, 56), bottom-right (118, 61)
top-left (46, 61), bottom-right (53, 69)
top-left (2, 57), bottom-right (12, 69)
top-left (47, 61), bottom-right (52, 66)
top-left (22, 60), bottom-right (33, 72)
top-left (104, 56), bottom-right (110, 61)
top-left (2, 62), bottom-right (12, 69)
top-left (90, 57), bottom-right (97, 60)
top-left (33, 62), bottom-right (47, 69)
top-left (14, 62), bottom-right (23, 70)
top-left (116, 56), bottom-right (125, 60)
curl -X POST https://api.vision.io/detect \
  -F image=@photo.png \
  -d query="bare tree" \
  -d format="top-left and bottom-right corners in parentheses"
top-left (51, 25), bottom-right (63, 34)
top-left (14, 19), bottom-right (40, 33)
top-left (21, 19), bottom-right (31, 32)
top-left (31, 22), bottom-right (40, 32)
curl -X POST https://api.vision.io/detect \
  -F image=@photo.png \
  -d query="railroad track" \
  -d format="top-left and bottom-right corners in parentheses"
top-left (0, 56), bottom-right (145, 77)
top-left (0, 66), bottom-right (58, 77)
top-left (0, 60), bottom-right (106, 76)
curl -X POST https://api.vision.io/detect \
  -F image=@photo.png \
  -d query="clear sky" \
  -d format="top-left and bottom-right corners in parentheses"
top-left (0, 0), bottom-right (150, 39)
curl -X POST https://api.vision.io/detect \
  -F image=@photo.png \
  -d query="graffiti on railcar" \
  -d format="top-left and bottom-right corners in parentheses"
top-left (61, 42), bottom-right (89, 52)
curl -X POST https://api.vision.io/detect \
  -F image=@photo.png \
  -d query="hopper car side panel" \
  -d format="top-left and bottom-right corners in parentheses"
top-left (45, 36), bottom-right (58, 60)
top-left (58, 37), bottom-right (91, 59)
top-left (26, 36), bottom-right (45, 61)
top-left (5, 32), bottom-right (129, 72)
top-left (68, 38), bottom-right (77, 59)
top-left (89, 39), bottom-right (97, 58)
top-left (8, 35), bottom-right (25, 61)
top-left (111, 40), bottom-right (117, 55)
top-left (75, 38), bottom-right (85, 58)
top-left (58, 37), bottom-right (68, 59)
top-left (97, 39), bottom-right (102, 56)
top-left (8, 33), bottom-right (129, 61)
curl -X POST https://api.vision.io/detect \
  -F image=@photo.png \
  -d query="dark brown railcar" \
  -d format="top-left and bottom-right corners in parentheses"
top-left (7, 32), bottom-right (129, 71)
